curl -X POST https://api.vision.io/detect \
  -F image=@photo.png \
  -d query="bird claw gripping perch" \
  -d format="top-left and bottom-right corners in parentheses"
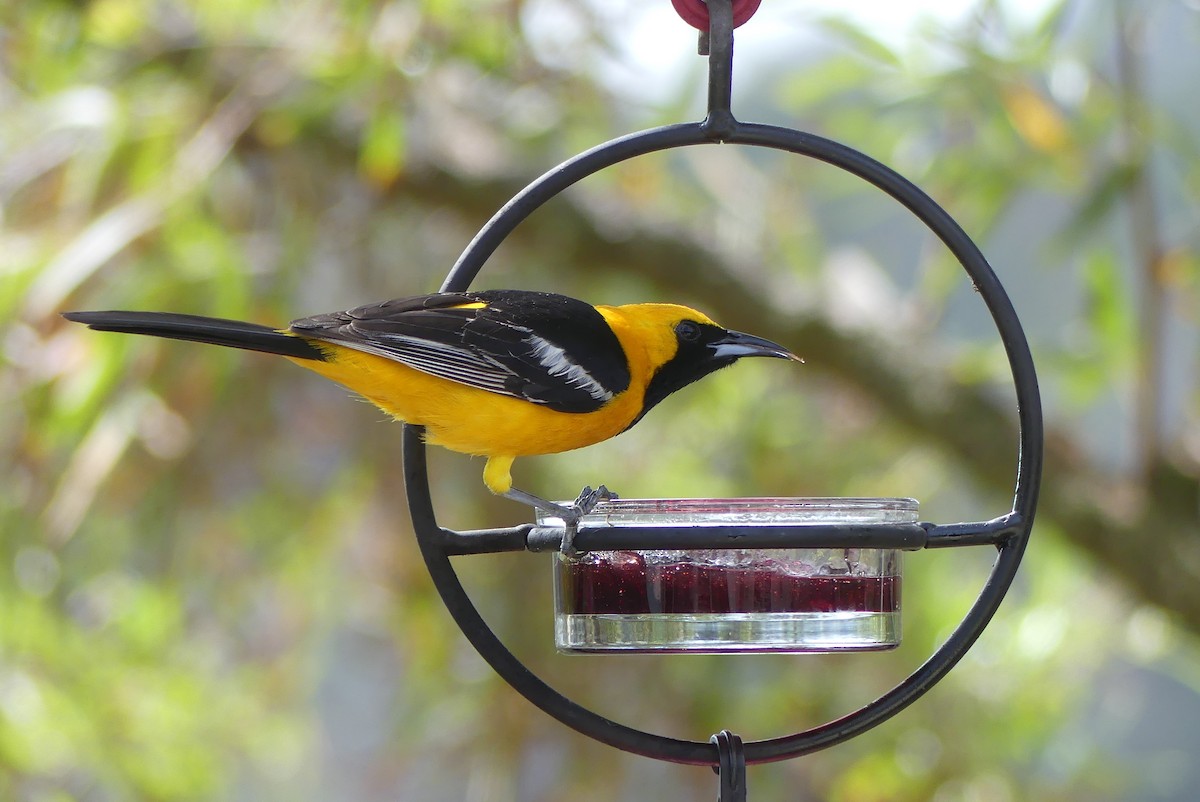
top-left (497, 483), bottom-right (618, 552)
top-left (560, 485), bottom-right (619, 555)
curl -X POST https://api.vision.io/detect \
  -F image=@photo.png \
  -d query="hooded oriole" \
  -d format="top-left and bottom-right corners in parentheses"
top-left (64, 289), bottom-right (800, 519)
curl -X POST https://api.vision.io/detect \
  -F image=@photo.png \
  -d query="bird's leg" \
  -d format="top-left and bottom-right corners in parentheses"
top-left (485, 457), bottom-right (562, 516)
top-left (500, 486), bottom-right (577, 521)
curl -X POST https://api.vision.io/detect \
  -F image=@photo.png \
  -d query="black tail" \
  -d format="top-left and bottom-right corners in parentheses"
top-left (61, 311), bottom-right (327, 361)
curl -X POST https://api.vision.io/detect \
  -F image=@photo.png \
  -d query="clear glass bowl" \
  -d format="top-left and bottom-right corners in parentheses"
top-left (542, 498), bottom-right (916, 654)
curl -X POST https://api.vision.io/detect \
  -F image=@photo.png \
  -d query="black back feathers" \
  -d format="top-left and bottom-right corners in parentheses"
top-left (290, 290), bottom-right (633, 414)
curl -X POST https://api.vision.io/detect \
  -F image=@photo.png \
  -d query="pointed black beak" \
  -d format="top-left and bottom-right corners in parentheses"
top-left (710, 329), bottom-right (803, 362)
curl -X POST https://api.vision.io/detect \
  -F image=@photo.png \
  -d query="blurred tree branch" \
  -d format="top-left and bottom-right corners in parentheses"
top-left (24, 56), bottom-right (294, 320)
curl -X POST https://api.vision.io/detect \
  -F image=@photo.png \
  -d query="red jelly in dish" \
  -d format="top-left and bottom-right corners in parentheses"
top-left (564, 552), bottom-right (900, 616)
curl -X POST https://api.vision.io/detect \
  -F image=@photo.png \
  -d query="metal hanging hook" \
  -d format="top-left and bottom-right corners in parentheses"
top-left (701, 0), bottom-right (736, 139)
top-left (712, 730), bottom-right (747, 802)
top-left (670, 0), bottom-right (761, 138)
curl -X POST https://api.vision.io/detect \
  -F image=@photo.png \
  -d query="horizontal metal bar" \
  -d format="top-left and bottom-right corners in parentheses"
top-left (540, 522), bottom-right (930, 552)
top-left (440, 522), bottom-right (927, 554)
top-left (921, 514), bottom-right (1023, 548)
top-left (438, 516), bottom-right (1023, 555)
top-left (438, 525), bottom-right (534, 555)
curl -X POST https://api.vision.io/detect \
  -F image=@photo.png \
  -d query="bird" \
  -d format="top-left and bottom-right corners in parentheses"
top-left (63, 289), bottom-right (800, 524)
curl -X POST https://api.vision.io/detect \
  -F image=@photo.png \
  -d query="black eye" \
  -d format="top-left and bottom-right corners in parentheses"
top-left (676, 321), bottom-right (702, 342)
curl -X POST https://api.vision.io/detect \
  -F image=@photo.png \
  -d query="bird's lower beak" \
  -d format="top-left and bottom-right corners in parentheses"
top-left (710, 330), bottom-right (803, 362)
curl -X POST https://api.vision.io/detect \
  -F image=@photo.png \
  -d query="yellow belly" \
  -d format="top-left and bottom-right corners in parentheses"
top-left (288, 345), bottom-right (645, 458)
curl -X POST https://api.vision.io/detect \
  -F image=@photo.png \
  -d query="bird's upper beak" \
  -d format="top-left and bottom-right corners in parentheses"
top-left (710, 329), bottom-right (803, 362)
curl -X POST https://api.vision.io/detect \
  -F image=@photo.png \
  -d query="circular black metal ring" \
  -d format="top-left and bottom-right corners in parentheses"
top-left (404, 119), bottom-right (1043, 765)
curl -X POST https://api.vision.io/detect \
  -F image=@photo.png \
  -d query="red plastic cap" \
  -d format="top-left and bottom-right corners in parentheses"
top-left (671, 0), bottom-right (763, 30)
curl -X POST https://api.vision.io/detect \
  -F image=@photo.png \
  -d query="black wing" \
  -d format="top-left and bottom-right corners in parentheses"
top-left (289, 290), bottom-right (631, 413)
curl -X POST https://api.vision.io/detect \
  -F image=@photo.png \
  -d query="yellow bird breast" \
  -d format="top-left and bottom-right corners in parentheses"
top-left (288, 345), bottom-right (645, 458)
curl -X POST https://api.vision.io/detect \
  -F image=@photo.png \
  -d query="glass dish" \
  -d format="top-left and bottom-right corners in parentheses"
top-left (543, 497), bottom-right (916, 653)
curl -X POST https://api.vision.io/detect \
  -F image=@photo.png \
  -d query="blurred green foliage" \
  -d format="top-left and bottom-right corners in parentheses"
top-left (4, 0), bottom-right (1200, 800)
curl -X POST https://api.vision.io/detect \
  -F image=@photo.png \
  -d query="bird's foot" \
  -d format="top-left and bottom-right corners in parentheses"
top-left (571, 484), bottom-right (619, 519)
top-left (560, 485), bottom-right (619, 555)
top-left (500, 484), bottom-right (619, 554)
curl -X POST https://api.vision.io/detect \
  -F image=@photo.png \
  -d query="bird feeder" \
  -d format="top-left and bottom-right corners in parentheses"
top-left (402, 1), bottom-right (1042, 798)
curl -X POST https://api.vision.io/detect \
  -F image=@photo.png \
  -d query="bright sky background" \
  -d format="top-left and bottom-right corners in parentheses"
top-left (627, 0), bottom-right (1061, 49)
top-left (522, 0), bottom-right (1060, 103)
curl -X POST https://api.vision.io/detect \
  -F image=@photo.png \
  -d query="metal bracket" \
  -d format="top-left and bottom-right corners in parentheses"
top-left (712, 730), bottom-right (747, 802)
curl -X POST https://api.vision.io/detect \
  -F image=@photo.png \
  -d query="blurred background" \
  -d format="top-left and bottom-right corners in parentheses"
top-left (4, 0), bottom-right (1200, 799)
